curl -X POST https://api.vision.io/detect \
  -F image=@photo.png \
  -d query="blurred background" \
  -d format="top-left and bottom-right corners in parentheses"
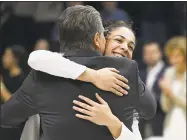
top-left (0, 1), bottom-right (186, 140)
top-left (0, 2), bottom-right (186, 67)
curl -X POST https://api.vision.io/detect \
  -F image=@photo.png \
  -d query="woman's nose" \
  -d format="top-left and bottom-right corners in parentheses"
top-left (120, 44), bottom-right (128, 51)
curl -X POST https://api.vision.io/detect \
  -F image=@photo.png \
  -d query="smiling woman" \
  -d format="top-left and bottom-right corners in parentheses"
top-left (103, 20), bottom-right (136, 59)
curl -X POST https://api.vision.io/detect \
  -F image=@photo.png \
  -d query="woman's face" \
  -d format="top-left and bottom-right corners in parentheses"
top-left (104, 27), bottom-right (136, 59)
top-left (168, 48), bottom-right (185, 68)
top-left (2, 48), bottom-right (16, 69)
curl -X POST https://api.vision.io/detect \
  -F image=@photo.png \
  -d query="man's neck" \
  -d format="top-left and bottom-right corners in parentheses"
top-left (147, 60), bottom-right (163, 71)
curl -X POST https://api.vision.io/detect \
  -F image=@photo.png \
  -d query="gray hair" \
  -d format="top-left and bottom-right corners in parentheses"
top-left (58, 5), bottom-right (104, 52)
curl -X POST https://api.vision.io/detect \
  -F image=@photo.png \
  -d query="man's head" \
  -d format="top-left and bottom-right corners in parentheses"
top-left (58, 5), bottom-right (106, 54)
top-left (143, 42), bottom-right (162, 67)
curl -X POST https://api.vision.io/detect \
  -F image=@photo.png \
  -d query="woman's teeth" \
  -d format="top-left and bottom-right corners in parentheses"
top-left (114, 53), bottom-right (123, 57)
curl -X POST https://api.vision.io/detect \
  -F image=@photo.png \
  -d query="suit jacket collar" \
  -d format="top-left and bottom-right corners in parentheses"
top-left (64, 50), bottom-right (102, 57)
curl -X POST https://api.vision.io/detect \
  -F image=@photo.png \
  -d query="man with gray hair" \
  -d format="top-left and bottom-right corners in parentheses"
top-left (58, 5), bottom-right (106, 53)
top-left (1, 5), bottom-right (156, 140)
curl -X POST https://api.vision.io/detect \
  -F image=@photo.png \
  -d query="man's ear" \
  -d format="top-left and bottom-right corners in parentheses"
top-left (93, 32), bottom-right (100, 50)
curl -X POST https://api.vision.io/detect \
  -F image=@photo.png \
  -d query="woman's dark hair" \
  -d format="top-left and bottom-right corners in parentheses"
top-left (103, 20), bottom-right (134, 38)
top-left (10, 45), bottom-right (30, 75)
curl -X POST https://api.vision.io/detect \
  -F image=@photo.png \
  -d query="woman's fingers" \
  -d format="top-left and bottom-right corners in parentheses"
top-left (78, 95), bottom-right (99, 106)
top-left (75, 114), bottom-right (92, 121)
top-left (107, 68), bottom-right (119, 73)
top-left (113, 84), bottom-right (128, 95)
top-left (73, 100), bottom-right (93, 111)
top-left (110, 88), bottom-right (123, 96)
top-left (114, 78), bottom-right (130, 91)
top-left (73, 106), bottom-right (94, 116)
top-left (95, 93), bottom-right (107, 104)
top-left (114, 73), bottom-right (128, 83)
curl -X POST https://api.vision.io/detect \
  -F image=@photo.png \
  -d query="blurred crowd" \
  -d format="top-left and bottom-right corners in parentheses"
top-left (0, 1), bottom-right (186, 140)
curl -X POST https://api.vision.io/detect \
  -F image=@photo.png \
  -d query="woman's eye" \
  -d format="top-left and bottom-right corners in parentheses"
top-left (115, 39), bottom-right (122, 43)
top-left (128, 46), bottom-right (134, 51)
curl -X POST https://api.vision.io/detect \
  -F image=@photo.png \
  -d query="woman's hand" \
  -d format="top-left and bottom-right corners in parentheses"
top-left (159, 77), bottom-right (174, 98)
top-left (73, 93), bottom-right (117, 126)
top-left (73, 93), bottom-right (122, 138)
top-left (80, 68), bottom-right (130, 96)
top-left (95, 68), bottom-right (130, 96)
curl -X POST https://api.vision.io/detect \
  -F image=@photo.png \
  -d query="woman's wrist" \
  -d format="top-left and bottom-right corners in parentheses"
top-left (106, 115), bottom-right (122, 139)
top-left (76, 68), bottom-right (97, 83)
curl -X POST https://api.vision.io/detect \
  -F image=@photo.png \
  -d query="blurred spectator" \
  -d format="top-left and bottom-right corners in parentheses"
top-left (139, 42), bottom-right (167, 138)
top-left (159, 36), bottom-right (186, 140)
top-left (34, 39), bottom-right (49, 51)
top-left (100, 2), bottom-right (130, 22)
top-left (1, 45), bottom-right (29, 140)
top-left (2, 45), bottom-right (29, 100)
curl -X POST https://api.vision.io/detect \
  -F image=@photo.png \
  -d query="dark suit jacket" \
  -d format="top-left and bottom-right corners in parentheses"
top-left (140, 65), bottom-right (167, 111)
top-left (1, 50), bottom-right (156, 140)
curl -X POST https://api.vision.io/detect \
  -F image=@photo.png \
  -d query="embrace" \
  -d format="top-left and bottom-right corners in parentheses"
top-left (1, 5), bottom-right (156, 140)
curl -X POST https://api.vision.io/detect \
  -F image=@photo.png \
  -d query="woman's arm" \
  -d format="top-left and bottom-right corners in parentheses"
top-left (28, 50), bottom-right (86, 80)
top-left (73, 94), bottom-right (141, 140)
top-left (28, 50), bottom-right (129, 96)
